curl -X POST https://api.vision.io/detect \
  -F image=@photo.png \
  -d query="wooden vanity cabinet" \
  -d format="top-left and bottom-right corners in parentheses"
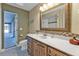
top-left (27, 36), bottom-right (70, 56)
top-left (48, 47), bottom-right (67, 56)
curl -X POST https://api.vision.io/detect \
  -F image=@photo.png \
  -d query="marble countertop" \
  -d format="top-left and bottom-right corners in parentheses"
top-left (27, 34), bottom-right (79, 56)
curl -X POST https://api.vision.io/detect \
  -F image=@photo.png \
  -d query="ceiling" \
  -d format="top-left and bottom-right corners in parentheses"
top-left (7, 3), bottom-right (39, 11)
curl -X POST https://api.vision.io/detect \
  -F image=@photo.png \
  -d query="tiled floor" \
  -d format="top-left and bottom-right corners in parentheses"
top-left (0, 46), bottom-right (29, 56)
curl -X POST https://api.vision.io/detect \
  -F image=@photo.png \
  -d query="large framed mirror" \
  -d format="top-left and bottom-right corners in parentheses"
top-left (40, 3), bottom-right (71, 32)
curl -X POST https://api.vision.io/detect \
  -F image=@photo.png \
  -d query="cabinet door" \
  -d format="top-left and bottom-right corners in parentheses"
top-left (48, 47), bottom-right (67, 56)
top-left (27, 36), bottom-right (33, 55)
top-left (33, 40), bottom-right (47, 56)
top-left (38, 42), bottom-right (47, 56)
top-left (33, 40), bottom-right (40, 56)
top-left (48, 47), bottom-right (55, 56)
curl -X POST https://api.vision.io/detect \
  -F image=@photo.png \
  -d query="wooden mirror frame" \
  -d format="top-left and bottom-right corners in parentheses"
top-left (40, 3), bottom-right (72, 32)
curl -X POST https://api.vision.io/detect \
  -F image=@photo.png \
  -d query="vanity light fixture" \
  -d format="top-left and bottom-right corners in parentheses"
top-left (40, 3), bottom-right (60, 12)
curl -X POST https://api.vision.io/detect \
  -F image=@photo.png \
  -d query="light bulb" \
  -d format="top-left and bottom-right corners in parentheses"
top-left (40, 6), bottom-right (44, 12)
top-left (43, 4), bottom-right (47, 9)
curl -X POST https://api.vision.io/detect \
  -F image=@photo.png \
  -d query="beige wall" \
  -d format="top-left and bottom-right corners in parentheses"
top-left (0, 3), bottom-right (2, 50)
top-left (71, 3), bottom-right (79, 34)
top-left (2, 3), bottom-right (29, 43)
top-left (29, 4), bottom-right (41, 33)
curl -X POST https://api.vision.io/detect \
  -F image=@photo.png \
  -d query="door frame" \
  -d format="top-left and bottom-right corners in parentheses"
top-left (2, 10), bottom-right (18, 49)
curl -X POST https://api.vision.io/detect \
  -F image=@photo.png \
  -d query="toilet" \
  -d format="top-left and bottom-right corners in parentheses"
top-left (19, 39), bottom-right (27, 51)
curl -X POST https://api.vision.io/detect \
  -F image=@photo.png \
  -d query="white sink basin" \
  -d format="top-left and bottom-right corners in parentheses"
top-left (40, 36), bottom-right (47, 39)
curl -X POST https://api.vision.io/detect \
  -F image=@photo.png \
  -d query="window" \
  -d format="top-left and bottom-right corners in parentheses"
top-left (4, 24), bottom-right (10, 33)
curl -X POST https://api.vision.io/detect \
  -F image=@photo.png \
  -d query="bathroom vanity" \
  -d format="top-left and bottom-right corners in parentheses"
top-left (26, 34), bottom-right (79, 56)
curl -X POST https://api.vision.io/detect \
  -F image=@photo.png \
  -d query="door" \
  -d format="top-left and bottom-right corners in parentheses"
top-left (4, 11), bottom-right (17, 49)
